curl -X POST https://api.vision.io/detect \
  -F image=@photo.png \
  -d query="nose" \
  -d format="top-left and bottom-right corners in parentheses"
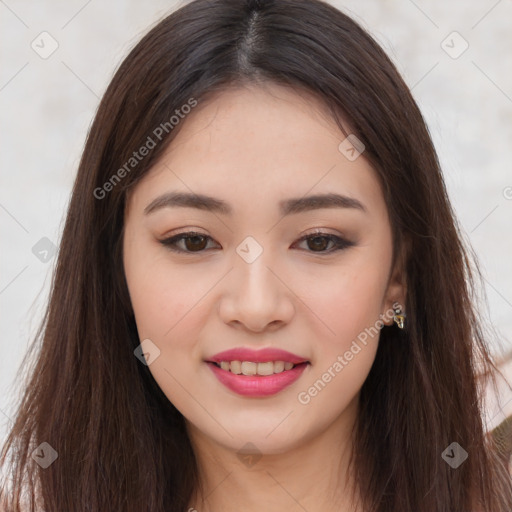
top-left (218, 248), bottom-right (295, 333)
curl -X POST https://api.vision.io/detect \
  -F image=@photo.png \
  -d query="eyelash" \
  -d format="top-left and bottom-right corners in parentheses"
top-left (159, 230), bottom-right (355, 255)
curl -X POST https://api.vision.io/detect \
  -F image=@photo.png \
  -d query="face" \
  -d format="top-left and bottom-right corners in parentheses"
top-left (123, 83), bottom-right (405, 456)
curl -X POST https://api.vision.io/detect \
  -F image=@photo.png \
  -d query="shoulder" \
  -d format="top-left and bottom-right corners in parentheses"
top-left (489, 414), bottom-right (512, 476)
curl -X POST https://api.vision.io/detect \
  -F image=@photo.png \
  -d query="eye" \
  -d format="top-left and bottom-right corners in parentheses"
top-left (159, 231), bottom-right (219, 253)
top-left (159, 230), bottom-right (354, 254)
top-left (293, 231), bottom-right (355, 253)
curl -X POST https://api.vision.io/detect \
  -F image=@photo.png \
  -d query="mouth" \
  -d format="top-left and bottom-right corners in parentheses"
top-left (208, 360), bottom-right (309, 376)
top-left (206, 360), bottom-right (310, 397)
top-left (205, 348), bottom-right (310, 396)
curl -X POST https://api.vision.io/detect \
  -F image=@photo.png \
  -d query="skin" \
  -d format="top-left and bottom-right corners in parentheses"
top-left (123, 83), bottom-right (406, 512)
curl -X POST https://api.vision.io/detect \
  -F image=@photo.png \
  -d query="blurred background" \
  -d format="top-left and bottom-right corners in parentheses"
top-left (1, 0), bottom-right (512, 441)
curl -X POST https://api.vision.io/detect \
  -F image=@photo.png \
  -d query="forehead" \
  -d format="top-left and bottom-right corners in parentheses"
top-left (125, 83), bottom-right (387, 221)
top-left (166, 83), bottom-right (342, 165)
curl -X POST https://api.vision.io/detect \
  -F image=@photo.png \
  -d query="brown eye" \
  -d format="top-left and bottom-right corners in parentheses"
top-left (183, 234), bottom-right (208, 251)
top-left (306, 235), bottom-right (330, 252)
top-left (294, 232), bottom-right (355, 253)
top-left (160, 231), bottom-right (354, 255)
top-left (160, 232), bottom-right (218, 253)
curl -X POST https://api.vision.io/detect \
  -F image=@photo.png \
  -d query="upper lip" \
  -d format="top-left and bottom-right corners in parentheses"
top-left (207, 348), bottom-right (309, 364)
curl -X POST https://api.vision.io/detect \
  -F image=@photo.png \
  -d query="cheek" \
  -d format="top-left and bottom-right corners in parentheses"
top-left (306, 264), bottom-right (389, 352)
top-left (124, 238), bottom-right (213, 344)
top-left (123, 245), bottom-right (213, 407)
top-left (297, 269), bottom-right (384, 412)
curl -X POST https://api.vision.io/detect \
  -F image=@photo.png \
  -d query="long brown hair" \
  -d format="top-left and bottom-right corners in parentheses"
top-left (1, 0), bottom-right (511, 510)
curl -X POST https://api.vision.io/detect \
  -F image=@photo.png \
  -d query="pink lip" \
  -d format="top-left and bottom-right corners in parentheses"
top-left (208, 347), bottom-right (308, 365)
top-left (207, 361), bottom-right (309, 397)
top-left (205, 347), bottom-right (310, 397)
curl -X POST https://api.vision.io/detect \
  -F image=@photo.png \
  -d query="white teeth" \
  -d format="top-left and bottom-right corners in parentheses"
top-left (273, 361), bottom-right (285, 373)
top-left (230, 360), bottom-right (242, 374)
top-left (216, 360), bottom-right (300, 375)
top-left (241, 361), bottom-right (257, 375)
top-left (257, 362), bottom-right (274, 376)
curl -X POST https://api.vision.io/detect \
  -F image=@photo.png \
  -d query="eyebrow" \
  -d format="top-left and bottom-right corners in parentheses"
top-left (143, 191), bottom-right (367, 216)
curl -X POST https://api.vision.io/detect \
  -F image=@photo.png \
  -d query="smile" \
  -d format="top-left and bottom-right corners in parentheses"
top-left (206, 360), bottom-right (310, 397)
top-left (206, 347), bottom-right (310, 397)
top-left (214, 360), bottom-right (295, 375)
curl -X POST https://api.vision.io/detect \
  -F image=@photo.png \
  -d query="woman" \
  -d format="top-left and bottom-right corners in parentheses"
top-left (1, 0), bottom-right (511, 510)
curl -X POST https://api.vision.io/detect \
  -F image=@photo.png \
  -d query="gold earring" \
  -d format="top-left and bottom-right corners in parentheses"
top-left (393, 303), bottom-right (406, 329)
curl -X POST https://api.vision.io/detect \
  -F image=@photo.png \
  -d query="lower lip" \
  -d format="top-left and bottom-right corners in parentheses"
top-left (207, 362), bottom-right (309, 397)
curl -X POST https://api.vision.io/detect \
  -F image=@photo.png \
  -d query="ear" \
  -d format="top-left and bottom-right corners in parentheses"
top-left (382, 237), bottom-right (409, 326)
